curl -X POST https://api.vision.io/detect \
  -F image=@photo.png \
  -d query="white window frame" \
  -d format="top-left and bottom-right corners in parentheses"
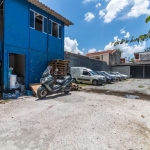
top-left (43, 16), bottom-right (48, 34)
top-left (30, 9), bottom-right (47, 34)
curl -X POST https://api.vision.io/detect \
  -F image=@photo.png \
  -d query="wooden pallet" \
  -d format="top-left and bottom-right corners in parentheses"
top-left (49, 59), bottom-right (70, 78)
top-left (30, 83), bottom-right (41, 96)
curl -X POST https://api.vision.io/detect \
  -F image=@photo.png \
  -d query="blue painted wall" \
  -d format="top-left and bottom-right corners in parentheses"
top-left (2, 0), bottom-right (65, 90)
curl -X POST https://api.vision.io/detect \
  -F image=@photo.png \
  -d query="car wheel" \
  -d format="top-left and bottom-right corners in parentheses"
top-left (64, 91), bottom-right (70, 94)
top-left (92, 80), bottom-right (98, 86)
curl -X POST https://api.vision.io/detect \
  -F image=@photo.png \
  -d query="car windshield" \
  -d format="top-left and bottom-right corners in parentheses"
top-left (103, 72), bottom-right (109, 75)
top-left (89, 71), bottom-right (98, 75)
top-left (115, 72), bottom-right (120, 75)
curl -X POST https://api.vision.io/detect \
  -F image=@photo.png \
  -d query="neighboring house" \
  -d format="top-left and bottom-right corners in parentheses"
top-left (0, 0), bottom-right (73, 90)
top-left (112, 51), bottom-right (150, 79)
top-left (86, 50), bottom-right (121, 65)
top-left (134, 51), bottom-right (150, 62)
top-left (120, 58), bottom-right (130, 64)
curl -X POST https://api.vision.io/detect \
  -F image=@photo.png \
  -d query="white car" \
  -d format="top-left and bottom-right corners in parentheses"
top-left (71, 67), bottom-right (106, 85)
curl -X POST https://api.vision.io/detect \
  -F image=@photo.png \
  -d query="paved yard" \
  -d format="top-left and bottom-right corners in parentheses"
top-left (83, 79), bottom-right (150, 96)
top-left (0, 91), bottom-right (150, 150)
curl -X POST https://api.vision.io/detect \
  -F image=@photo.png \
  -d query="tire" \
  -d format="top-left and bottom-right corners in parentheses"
top-left (37, 86), bottom-right (48, 99)
top-left (64, 91), bottom-right (70, 94)
top-left (92, 80), bottom-right (98, 86)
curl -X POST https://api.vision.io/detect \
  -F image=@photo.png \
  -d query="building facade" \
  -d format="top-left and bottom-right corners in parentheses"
top-left (0, 0), bottom-right (73, 90)
top-left (134, 51), bottom-right (150, 62)
top-left (86, 50), bottom-right (121, 65)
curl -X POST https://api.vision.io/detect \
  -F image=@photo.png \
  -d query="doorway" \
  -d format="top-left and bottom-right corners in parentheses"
top-left (9, 53), bottom-right (26, 86)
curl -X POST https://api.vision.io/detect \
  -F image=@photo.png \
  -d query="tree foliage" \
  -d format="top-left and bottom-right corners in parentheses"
top-left (112, 16), bottom-right (150, 46)
top-left (144, 47), bottom-right (150, 52)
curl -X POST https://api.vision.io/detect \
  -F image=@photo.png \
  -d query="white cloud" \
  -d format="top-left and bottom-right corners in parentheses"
top-left (85, 12), bottom-right (95, 22)
top-left (127, 0), bottom-right (150, 18)
top-left (114, 36), bottom-right (118, 41)
top-left (96, 3), bottom-right (101, 8)
top-left (83, 0), bottom-right (97, 3)
top-left (99, 10), bottom-right (105, 18)
top-left (64, 37), bottom-right (84, 55)
top-left (124, 32), bottom-right (130, 38)
top-left (88, 48), bottom-right (97, 53)
top-left (120, 28), bottom-right (126, 34)
top-left (104, 36), bottom-right (146, 57)
top-left (103, 0), bottom-right (129, 23)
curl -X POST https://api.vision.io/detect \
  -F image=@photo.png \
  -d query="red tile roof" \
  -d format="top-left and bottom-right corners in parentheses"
top-left (86, 50), bottom-right (116, 56)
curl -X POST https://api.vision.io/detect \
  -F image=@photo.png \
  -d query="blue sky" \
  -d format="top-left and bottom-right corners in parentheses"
top-left (41, 0), bottom-right (150, 59)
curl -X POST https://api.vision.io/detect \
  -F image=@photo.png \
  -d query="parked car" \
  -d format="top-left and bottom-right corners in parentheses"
top-left (99, 71), bottom-right (118, 82)
top-left (71, 67), bottom-right (106, 85)
top-left (113, 72), bottom-right (128, 80)
top-left (96, 71), bottom-right (112, 83)
top-left (109, 72), bottom-right (123, 81)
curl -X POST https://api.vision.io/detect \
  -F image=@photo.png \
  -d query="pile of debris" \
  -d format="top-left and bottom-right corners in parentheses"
top-left (0, 100), bottom-right (5, 104)
top-left (49, 59), bottom-right (69, 79)
top-left (71, 83), bottom-right (82, 91)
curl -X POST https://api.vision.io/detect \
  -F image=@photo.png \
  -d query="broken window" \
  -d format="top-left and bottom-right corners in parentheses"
top-left (52, 22), bottom-right (58, 38)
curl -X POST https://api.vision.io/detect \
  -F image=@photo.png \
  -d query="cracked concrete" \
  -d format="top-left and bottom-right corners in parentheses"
top-left (0, 91), bottom-right (150, 150)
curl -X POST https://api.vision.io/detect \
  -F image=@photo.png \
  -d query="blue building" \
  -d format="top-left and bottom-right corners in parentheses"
top-left (0, 0), bottom-right (73, 91)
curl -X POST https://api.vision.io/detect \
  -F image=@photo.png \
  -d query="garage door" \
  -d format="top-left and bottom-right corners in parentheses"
top-left (130, 66), bottom-right (143, 78)
top-left (145, 66), bottom-right (150, 78)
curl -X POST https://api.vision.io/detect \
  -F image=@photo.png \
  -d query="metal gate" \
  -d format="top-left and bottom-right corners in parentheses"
top-left (145, 66), bottom-right (150, 78)
top-left (130, 66), bottom-right (143, 78)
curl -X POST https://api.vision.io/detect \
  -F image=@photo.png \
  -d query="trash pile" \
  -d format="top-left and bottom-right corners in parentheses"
top-left (71, 83), bottom-right (82, 91)
top-left (0, 100), bottom-right (5, 104)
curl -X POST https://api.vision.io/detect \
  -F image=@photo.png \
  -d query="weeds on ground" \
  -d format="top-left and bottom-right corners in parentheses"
top-left (78, 83), bottom-right (87, 87)
top-left (138, 85), bottom-right (145, 88)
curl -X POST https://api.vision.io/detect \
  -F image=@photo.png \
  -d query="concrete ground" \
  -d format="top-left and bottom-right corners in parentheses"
top-left (0, 91), bottom-right (150, 150)
top-left (83, 79), bottom-right (150, 96)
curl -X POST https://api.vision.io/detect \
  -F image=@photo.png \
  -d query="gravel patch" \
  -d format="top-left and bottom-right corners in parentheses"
top-left (0, 91), bottom-right (150, 150)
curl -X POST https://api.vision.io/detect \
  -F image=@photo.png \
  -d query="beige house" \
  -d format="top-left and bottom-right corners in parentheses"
top-left (86, 50), bottom-right (121, 65)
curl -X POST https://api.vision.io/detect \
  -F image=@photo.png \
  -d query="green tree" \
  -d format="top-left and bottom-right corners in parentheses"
top-left (112, 16), bottom-right (150, 46)
top-left (144, 47), bottom-right (150, 52)
top-left (131, 58), bottom-right (135, 63)
top-left (116, 49), bottom-right (123, 55)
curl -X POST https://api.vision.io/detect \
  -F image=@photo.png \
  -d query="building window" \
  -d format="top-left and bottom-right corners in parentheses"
top-left (51, 21), bottom-right (62, 39)
top-left (30, 10), bottom-right (34, 28)
top-left (48, 20), bottom-right (52, 35)
top-left (95, 57), bottom-right (99, 60)
top-left (52, 22), bottom-right (58, 37)
top-left (43, 17), bottom-right (48, 33)
top-left (59, 25), bottom-right (62, 39)
top-left (30, 10), bottom-right (48, 33)
top-left (35, 13), bottom-right (43, 32)
top-left (101, 55), bottom-right (103, 61)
